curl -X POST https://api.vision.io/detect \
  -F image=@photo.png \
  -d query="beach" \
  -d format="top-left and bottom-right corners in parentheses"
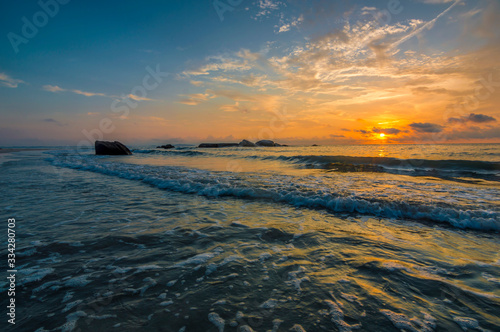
top-left (2, 0), bottom-right (500, 330)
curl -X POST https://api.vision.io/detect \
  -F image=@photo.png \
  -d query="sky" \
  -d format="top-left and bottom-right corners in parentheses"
top-left (0, 0), bottom-right (499, 146)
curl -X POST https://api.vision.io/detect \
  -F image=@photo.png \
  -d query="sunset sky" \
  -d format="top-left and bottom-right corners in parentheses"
top-left (1, 0), bottom-right (499, 146)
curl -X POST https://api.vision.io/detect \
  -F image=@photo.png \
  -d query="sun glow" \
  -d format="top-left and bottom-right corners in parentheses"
top-left (379, 133), bottom-right (385, 138)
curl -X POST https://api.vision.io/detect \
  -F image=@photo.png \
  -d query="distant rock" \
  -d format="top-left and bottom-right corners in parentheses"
top-left (95, 141), bottom-right (132, 155)
top-left (239, 139), bottom-right (257, 147)
top-left (198, 143), bottom-right (239, 148)
top-left (255, 140), bottom-right (275, 147)
top-left (157, 144), bottom-right (175, 149)
top-left (255, 140), bottom-right (284, 147)
top-left (312, 144), bottom-right (319, 146)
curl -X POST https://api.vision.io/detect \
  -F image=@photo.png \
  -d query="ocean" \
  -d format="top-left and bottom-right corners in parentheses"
top-left (1, 143), bottom-right (499, 331)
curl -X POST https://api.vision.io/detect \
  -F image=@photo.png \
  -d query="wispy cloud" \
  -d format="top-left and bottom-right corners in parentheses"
top-left (43, 85), bottom-right (159, 103)
top-left (42, 118), bottom-right (65, 126)
top-left (127, 94), bottom-right (156, 102)
top-left (0, 73), bottom-right (25, 88)
top-left (71, 89), bottom-right (107, 97)
top-left (219, 101), bottom-right (248, 113)
top-left (43, 85), bottom-right (65, 92)
top-left (278, 15), bottom-right (304, 33)
top-left (254, 0), bottom-right (284, 19)
top-left (177, 92), bottom-right (215, 105)
top-left (43, 85), bottom-right (107, 97)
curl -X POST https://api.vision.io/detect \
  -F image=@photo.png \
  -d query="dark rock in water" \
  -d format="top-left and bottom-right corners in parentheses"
top-left (157, 144), bottom-right (175, 149)
top-left (239, 139), bottom-right (257, 147)
top-left (312, 144), bottom-right (319, 146)
top-left (198, 143), bottom-right (239, 148)
top-left (256, 140), bottom-right (283, 147)
top-left (95, 141), bottom-right (132, 155)
top-left (255, 140), bottom-right (275, 147)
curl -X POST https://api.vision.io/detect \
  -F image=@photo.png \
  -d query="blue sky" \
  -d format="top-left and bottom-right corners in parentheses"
top-left (1, 0), bottom-right (499, 145)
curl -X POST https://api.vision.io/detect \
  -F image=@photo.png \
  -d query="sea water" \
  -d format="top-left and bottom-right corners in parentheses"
top-left (0, 144), bottom-right (499, 331)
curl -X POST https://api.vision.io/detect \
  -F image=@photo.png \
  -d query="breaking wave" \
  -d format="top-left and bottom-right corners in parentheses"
top-left (48, 154), bottom-right (500, 231)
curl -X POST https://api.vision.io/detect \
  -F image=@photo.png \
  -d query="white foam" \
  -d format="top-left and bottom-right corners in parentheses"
top-left (259, 252), bottom-right (272, 262)
top-left (64, 274), bottom-right (92, 288)
top-left (289, 324), bottom-right (307, 332)
top-left (18, 267), bottom-right (54, 286)
top-left (33, 280), bottom-right (60, 293)
top-left (134, 265), bottom-right (162, 273)
top-left (208, 312), bottom-right (225, 332)
top-left (103, 291), bottom-right (113, 297)
top-left (340, 292), bottom-right (362, 306)
top-left (17, 248), bottom-right (37, 257)
top-left (37, 253), bottom-right (62, 264)
top-left (325, 300), bottom-right (361, 332)
top-left (380, 309), bottom-right (435, 332)
top-left (482, 272), bottom-right (500, 285)
top-left (286, 266), bottom-right (310, 292)
top-left (108, 265), bottom-right (133, 274)
top-left (50, 154), bottom-right (500, 231)
top-left (140, 277), bottom-right (157, 296)
top-left (206, 263), bottom-right (218, 275)
top-left (62, 300), bottom-right (83, 313)
top-left (167, 279), bottom-right (178, 287)
top-left (62, 291), bottom-right (74, 303)
top-left (175, 252), bottom-right (218, 267)
top-left (452, 316), bottom-right (485, 331)
top-left (260, 298), bottom-right (278, 309)
top-left (160, 300), bottom-right (174, 306)
top-left (382, 261), bottom-right (408, 272)
top-left (60, 311), bottom-right (87, 332)
top-left (271, 319), bottom-right (284, 332)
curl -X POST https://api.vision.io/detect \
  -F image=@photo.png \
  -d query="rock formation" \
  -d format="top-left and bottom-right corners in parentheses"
top-left (239, 140), bottom-right (257, 147)
top-left (157, 144), bottom-right (175, 149)
top-left (95, 141), bottom-right (132, 155)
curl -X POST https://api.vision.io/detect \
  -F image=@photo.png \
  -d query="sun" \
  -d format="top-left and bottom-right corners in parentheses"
top-left (379, 133), bottom-right (385, 138)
